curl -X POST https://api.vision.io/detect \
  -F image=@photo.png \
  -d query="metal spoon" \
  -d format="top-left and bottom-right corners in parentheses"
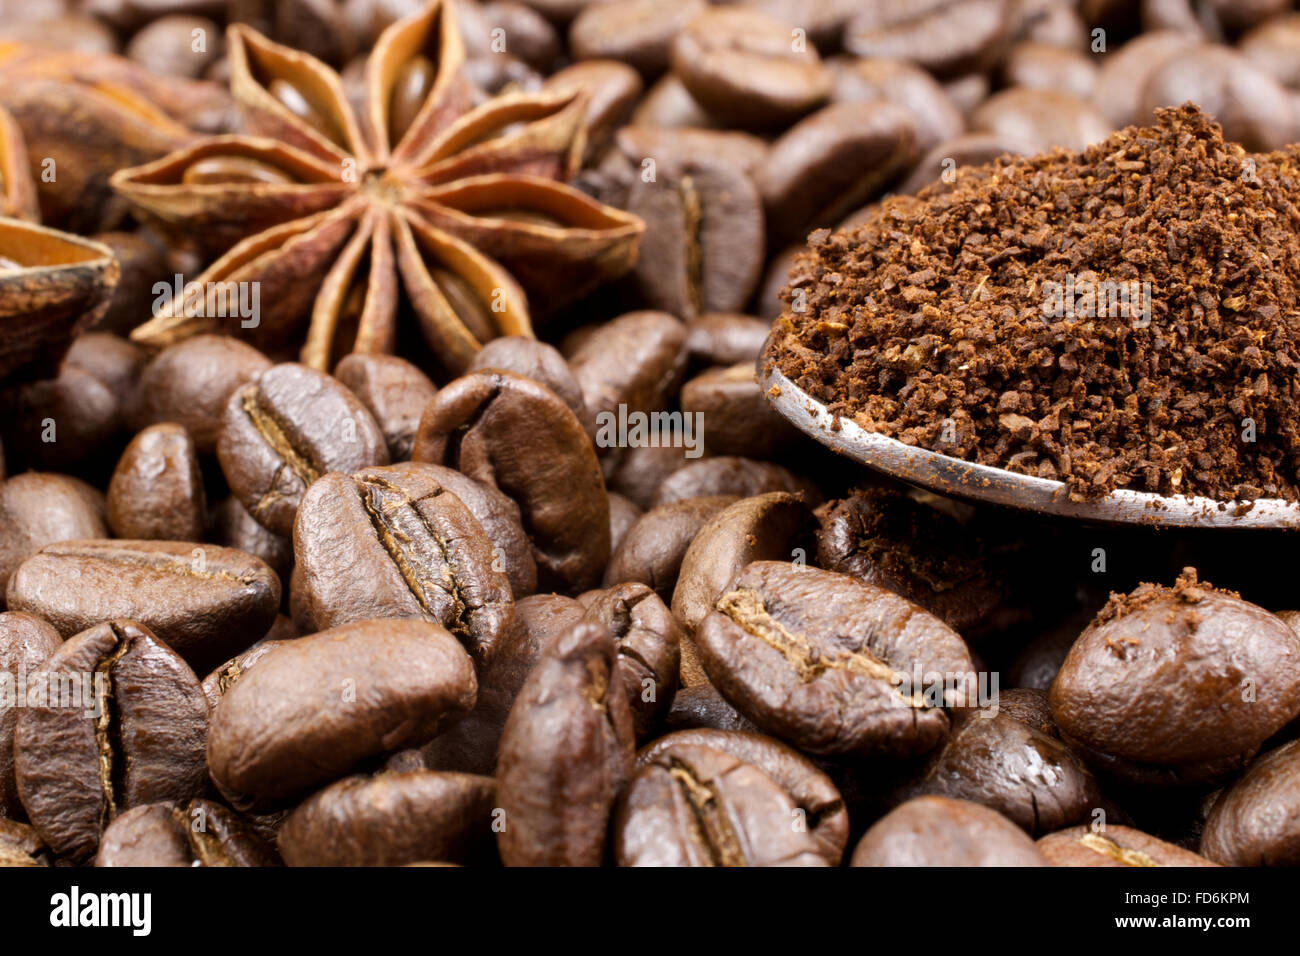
top-left (758, 361), bottom-right (1300, 530)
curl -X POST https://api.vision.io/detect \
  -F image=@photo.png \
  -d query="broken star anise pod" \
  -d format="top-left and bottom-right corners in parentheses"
top-left (0, 104), bottom-right (38, 222)
top-left (115, 0), bottom-right (645, 374)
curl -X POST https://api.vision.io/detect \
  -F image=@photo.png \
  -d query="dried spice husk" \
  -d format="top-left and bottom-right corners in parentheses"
top-left (0, 218), bottom-right (120, 385)
top-left (0, 44), bottom-right (235, 232)
top-left (114, 0), bottom-right (643, 375)
top-left (0, 105), bottom-right (38, 222)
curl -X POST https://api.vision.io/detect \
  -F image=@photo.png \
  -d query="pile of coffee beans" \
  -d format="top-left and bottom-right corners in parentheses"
top-left (4, 0), bottom-right (1300, 869)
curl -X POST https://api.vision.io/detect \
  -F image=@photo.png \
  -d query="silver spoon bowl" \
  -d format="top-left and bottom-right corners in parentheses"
top-left (758, 360), bottom-right (1300, 530)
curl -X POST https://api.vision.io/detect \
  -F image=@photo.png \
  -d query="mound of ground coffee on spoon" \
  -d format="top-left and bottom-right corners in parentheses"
top-left (766, 105), bottom-right (1300, 502)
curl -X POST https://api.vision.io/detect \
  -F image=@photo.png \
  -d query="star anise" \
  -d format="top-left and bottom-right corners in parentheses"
top-left (114, 0), bottom-right (644, 374)
top-left (0, 104), bottom-right (38, 222)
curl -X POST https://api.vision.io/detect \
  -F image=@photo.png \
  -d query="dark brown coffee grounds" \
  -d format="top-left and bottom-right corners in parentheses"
top-left (766, 105), bottom-right (1300, 502)
top-left (1090, 567), bottom-right (1233, 629)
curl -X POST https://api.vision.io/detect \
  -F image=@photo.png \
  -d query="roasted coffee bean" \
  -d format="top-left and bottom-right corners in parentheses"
top-left (421, 593), bottom-right (586, 775)
top-left (126, 15), bottom-right (223, 78)
top-left (850, 796), bottom-right (1048, 867)
top-left (604, 442), bottom-right (694, 509)
top-left (210, 495), bottom-right (294, 582)
top-left (456, 0), bottom-right (561, 68)
top-left (1091, 29), bottom-right (1200, 128)
top-left (638, 729), bottom-right (848, 864)
top-left (615, 126), bottom-right (769, 177)
top-left (844, 0), bottom-right (1016, 78)
top-left (496, 622), bottom-right (635, 866)
top-left (670, 7), bottom-right (831, 130)
top-left (1201, 739), bottom-right (1300, 866)
top-left (696, 561), bottom-right (974, 758)
top-left (64, 333), bottom-right (147, 413)
top-left (568, 311), bottom-right (688, 427)
top-left (684, 313), bottom-right (771, 369)
top-left (1239, 13), bottom-right (1300, 89)
top-left (106, 423), bottom-right (206, 541)
top-left (581, 583), bottom-right (681, 739)
top-left (0, 364), bottom-right (121, 475)
top-left (467, 336), bottom-right (590, 437)
top-left (993, 687), bottom-right (1058, 738)
top-left (1139, 44), bottom-right (1296, 151)
top-left (132, 335), bottom-right (272, 454)
top-left (541, 60), bottom-right (642, 159)
top-left (278, 770), bottom-right (497, 866)
top-left (7, 540), bottom-right (280, 673)
top-left (894, 709), bottom-right (1100, 835)
top-left (292, 465), bottom-right (513, 661)
top-left (0, 817), bottom-right (52, 867)
top-left (757, 101), bottom-right (918, 248)
top-left (334, 353), bottom-right (438, 462)
top-left (625, 162), bottom-right (766, 319)
top-left (605, 494), bottom-right (737, 599)
top-left (1050, 571), bottom-right (1300, 782)
top-left (95, 798), bottom-right (277, 867)
top-left (679, 364), bottom-right (799, 458)
top-left (665, 684), bottom-right (761, 734)
top-left (1016, 0), bottom-right (1088, 46)
top-left (413, 369), bottom-right (610, 592)
top-left (971, 87), bottom-right (1112, 152)
top-left (814, 484), bottom-right (1004, 636)
top-left (630, 74), bottom-right (719, 128)
top-left (1038, 824), bottom-right (1218, 866)
top-left (569, 0), bottom-right (705, 77)
top-left (896, 130), bottom-right (1038, 194)
top-left (614, 742), bottom-right (828, 866)
top-left (828, 56), bottom-right (965, 154)
top-left (672, 493), bottom-right (816, 632)
top-left (13, 621), bottom-right (208, 862)
top-left (608, 492), bottom-right (641, 553)
top-left (207, 619), bottom-right (477, 806)
top-left (1001, 41), bottom-right (1097, 98)
top-left (0, 473), bottom-right (107, 599)
top-left (651, 457), bottom-right (817, 508)
top-left (219, 363), bottom-right (388, 536)
top-left (200, 639), bottom-right (289, 714)
top-left (0, 612), bottom-right (62, 818)
top-left (1008, 603), bottom-right (1101, 690)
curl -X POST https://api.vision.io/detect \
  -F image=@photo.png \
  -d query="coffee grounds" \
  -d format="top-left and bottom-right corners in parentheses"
top-left (1090, 566), bottom-right (1232, 629)
top-left (766, 105), bottom-right (1300, 502)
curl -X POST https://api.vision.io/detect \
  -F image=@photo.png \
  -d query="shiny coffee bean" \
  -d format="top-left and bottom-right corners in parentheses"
top-left (132, 335), bottom-right (272, 454)
top-left (95, 798), bottom-right (277, 867)
top-left (844, 0), bottom-right (1016, 78)
top-left (615, 126), bottom-right (770, 177)
top-left (828, 56), bottom-right (965, 154)
top-left (630, 74), bottom-right (719, 128)
top-left (625, 161), bottom-right (766, 318)
top-left (894, 709), bottom-right (1100, 835)
top-left (651, 456), bottom-right (817, 508)
top-left (614, 742), bottom-right (827, 866)
top-left (670, 7), bottom-right (831, 130)
top-left (1050, 573), bottom-right (1300, 781)
top-left (679, 364), bottom-right (799, 458)
top-left (672, 492), bottom-right (816, 632)
top-left (456, 0), bottom-right (561, 69)
top-left (684, 313), bottom-right (771, 368)
top-left (605, 494), bottom-right (736, 599)
top-left (971, 87), bottom-right (1112, 152)
top-left (569, 0), bottom-right (705, 77)
top-left (219, 362), bottom-right (388, 536)
top-left (496, 622), bottom-right (635, 866)
top-left (1038, 824), bottom-right (1218, 866)
top-left (1201, 740), bottom-right (1300, 866)
top-left (638, 728), bottom-right (848, 864)
top-left (200, 638), bottom-right (289, 714)
top-left (1001, 41), bottom-right (1097, 98)
top-left (0, 612), bottom-right (62, 818)
top-left (696, 561), bottom-right (975, 757)
top-left (64, 333), bottom-right (146, 414)
top-left (993, 687), bottom-right (1058, 738)
top-left (7, 539), bottom-right (280, 672)
top-left (757, 101), bottom-right (918, 247)
top-left (1091, 29), bottom-right (1199, 128)
top-left (334, 353), bottom-right (438, 462)
top-left (210, 495), bottom-right (293, 582)
top-left (608, 492), bottom-right (642, 553)
top-left (896, 130), bottom-right (1039, 195)
top-left (13, 621), bottom-right (208, 862)
top-left (413, 369), bottom-right (610, 592)
top-left (106, 423), bottom-right (206, 541)
top-left (0, 364), bottom-right (121, 475)
top-left (0, 473), bottom-right (107, 599)
top-left (467, 336), bottom-right (590, 437)
top-left (568, 311), bottom-right (688, 425)
top-left (581, 582), bottom-right (681, 739)
top-left (292, 464), bottom-right (513, 661)
top-left (207, 619), bottom-right (477, 806)
top-left (126, 15), bottom-right (223, 78)
top-left (541, 60), bottom-right (643, 159)
top-left (850, 796), bottom-right (1048, 867)
top-left (278, 770), bottom-right (497, 866)
top-left (665, 684), bottom-right (761, 733)
top-left (1239, 13), bottom-right (1300, 89)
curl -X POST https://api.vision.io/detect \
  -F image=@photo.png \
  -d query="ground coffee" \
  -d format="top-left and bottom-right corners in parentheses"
top-left (768, 105), bottom-right (1300, 502)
